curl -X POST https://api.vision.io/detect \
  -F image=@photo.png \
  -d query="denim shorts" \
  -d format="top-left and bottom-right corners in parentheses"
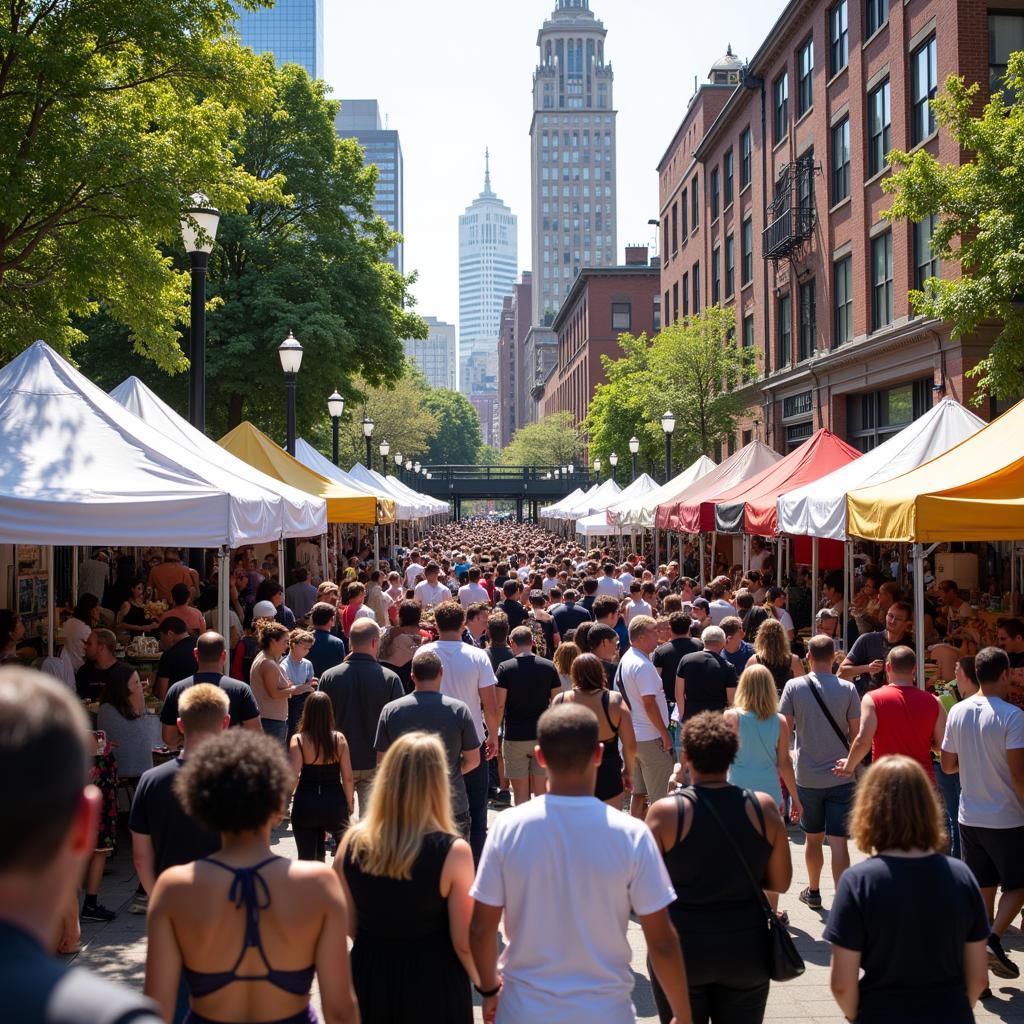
top-left (797, 782), bottom-right (855, 838)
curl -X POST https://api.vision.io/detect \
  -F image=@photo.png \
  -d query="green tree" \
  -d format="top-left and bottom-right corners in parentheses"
top-left (0, 0), bottom-right (276, 366)
top-left (501, 411), bottom-right (583, 468)
top-left (476, 443), bottom-right (500, 466)
top-left (422, 389), bottom-right (482, 465)
top-left (884, 52), bottom-right (1024, 399)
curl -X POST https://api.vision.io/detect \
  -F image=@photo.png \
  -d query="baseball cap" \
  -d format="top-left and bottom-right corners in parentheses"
top-left (815, 607), bottom-right (839, 623)
top-left (252, 600), bottom-right (278, 620)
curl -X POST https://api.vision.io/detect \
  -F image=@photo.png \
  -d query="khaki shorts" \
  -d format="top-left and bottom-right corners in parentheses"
top-left (632, 738), bottom-right (675, 799)
top-left (502, 738), bottom-right (546, 779)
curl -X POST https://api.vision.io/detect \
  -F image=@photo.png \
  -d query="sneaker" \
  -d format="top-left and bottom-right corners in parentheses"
top-left (987, 934), bottom-right (1020, 979)
top-left (128, 893), bottom-right (148, 915)
top-left (80, 902), bottom-right (116, 923)
top-left (798, 887), bottom-right (823, 910)
top-left (490, 789), bottom-right (511, 807)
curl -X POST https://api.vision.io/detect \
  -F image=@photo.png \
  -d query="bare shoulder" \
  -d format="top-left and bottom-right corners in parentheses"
top-left (286, 858), bottom-right (344, 897)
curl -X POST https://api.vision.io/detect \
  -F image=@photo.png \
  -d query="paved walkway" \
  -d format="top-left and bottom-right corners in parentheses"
top-left (70, 813), bottom-right (1024, 1022)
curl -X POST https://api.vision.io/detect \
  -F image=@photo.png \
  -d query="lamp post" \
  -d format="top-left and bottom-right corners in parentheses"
top-left (327, 390), bottom-right (344, 466)
top-left (661, 410), bottom-right (676, 483)
top-left (379, 438), bottom-right (390, 472)
top-left (629, 436), bottom-right (640, 481)
top-left (405, 459), bottom-right (412, 484)
top-left (362, 415), bottom-right (375, 471)
top-left (278, 331), bottom-right (304, 456)
top-left (179, 192), bottom-right (220, 433)
top-left (414, 461), bottom-right (421, 477)
top-left (593, 457), bottom-right (601, 481)
top-left (609, 452), bottom-right (619, 484)
top-left (394, 451), bottom-right (402, 481)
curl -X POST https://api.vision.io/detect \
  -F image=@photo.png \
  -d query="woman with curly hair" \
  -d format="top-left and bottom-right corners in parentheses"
top-left (746, 617), bottom-right (803, 697)
top-left (250, 619), bottom-right (314, 749)
top-left (145, 730), bottom-right (358, 1024)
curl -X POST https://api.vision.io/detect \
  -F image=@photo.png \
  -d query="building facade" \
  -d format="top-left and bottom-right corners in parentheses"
top-left (335, 100), bottom-right (404, 273)
top-left (458, 153), bottom-right (517, 413)
top-left (235, 0), bottom-right (324, 80)
top-left (658, 1), bottom-right (1022, 456)
top-left (495, 272), bottom-right (535, 447)
top-left (403, 316), bottom-right (456, 391)
top-left (530, 0), bottom-right (618, 327)
top-left (542, 247), bottom-right (661, 425)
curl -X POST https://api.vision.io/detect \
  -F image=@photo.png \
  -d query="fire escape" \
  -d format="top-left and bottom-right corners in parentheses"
top-left (762, 156), bottom-right (817, 262)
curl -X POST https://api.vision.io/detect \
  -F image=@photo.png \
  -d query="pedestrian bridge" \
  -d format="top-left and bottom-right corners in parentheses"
top-left (416, 465), bottom-right (591, 520)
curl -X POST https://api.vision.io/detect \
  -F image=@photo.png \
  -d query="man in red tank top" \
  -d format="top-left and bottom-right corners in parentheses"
top-left (834, 646), bottom-right (946, 782)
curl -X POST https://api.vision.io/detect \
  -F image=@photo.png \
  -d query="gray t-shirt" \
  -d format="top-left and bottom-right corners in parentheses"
top-left (374, 691), bottom-right (479, 816)
top-left (779, 672), bottom-right (861, 789)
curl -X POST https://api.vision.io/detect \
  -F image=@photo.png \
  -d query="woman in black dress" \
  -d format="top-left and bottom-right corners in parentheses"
top-left (335, 731), bottom-right (477, 1022)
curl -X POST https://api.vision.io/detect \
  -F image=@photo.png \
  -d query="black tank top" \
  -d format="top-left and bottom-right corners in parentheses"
top-left (761, 656), bottom-right (793, 695)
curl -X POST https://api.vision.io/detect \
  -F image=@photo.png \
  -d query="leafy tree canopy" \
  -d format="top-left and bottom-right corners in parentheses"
top-left (476, 443), bottom-right (500, 466)
top-left (422, 389), bottom-right (483, 465)
top-left (501, 411), bottom-right (583, 468)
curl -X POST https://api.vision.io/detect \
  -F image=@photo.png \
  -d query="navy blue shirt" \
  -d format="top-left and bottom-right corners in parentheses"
top-left (723, 641), bottom-right (754, 675)
top-left (308, 628), bottom-right (346, 677)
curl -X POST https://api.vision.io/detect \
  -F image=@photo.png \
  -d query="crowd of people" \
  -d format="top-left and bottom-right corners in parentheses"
top-left (3, 518), bottom-right (1023, 1024)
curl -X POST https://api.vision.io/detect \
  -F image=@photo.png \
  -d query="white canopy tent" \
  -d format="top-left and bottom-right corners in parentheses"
top-left (539, 487), bottom-right (586, 520)
top-left (576, 474), bottom-right (660, 536)
top-left (612, 457), bottom-right (716, 530)
top-left (554, 478), bottom-right (622, 521)
top-left (776, 398), bottom-right (986, 541)
top-left (111, 378), bottom-right (328, 539)
top-left (293, 439), bottom-right (398, 507)
top-left (347, 462), bottom-right (437, 519)
top-left (385, 476), bottom-right (447, 516)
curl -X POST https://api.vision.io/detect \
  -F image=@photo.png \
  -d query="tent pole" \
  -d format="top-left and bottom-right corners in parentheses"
top-left (783, 538), bottom-right (790, 611)
top-left (699, 534), bottom-right (705, 586)
top-left (710, 532), bottom-right (717, 582)
top-left (373, 526), bottom-right (380, 570)
top-left (654, 528), bottom-right (660, 570)
top-left (1011, 542), bottom-right (1017, 613)
top-left (842, 540), bottom-right (850, 652)
top-left (46, 545), bottom-right (55, 658)
top-left (319, 535), bottom-right (328, 585)
top-left (913, 544), bottom-right (926, 690)
top-left (743, 535), bottom-right (750, 576)
top-left (277, 539), bottom-right (285, 586)
top-left (72, 546), bottom-right (79, 603)
top-left (218, 546), bottom-right (230, 647)
top-left (811, 537), bottom-right (820, 624)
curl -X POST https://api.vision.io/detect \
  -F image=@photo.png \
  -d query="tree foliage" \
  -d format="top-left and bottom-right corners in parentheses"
top-left (422, 389), bottom-right (482, 465)
top-left (0, 0), bottom-right (276, 365)
top-left (476, 443), bottom-right (500, 466)
top-left (884, 52), bottom-right (1024, 399)
top-left (585, 307), bottom-right (754, 474)
top-left (501, 411), bottom-right (583, 468)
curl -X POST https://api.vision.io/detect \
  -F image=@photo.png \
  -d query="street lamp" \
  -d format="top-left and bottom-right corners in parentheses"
top-left (277, 331), bottom-right (303, 455)
top-left (379, 438), bottom-right (390, 469)
top-left (568, 463), bottom-right (574, 475)
top-left (629, 436), bottom-right (640, 481)
top-left (405, 459), bottom-right (412, 483)
top-left (394, 451), bottom-right (402, 480)
top-left (661, 410), bottom-right (676, 483)
top-left (414, 461), bottom-right (421, 475)
top-left (593, 457), bottom-right (601, 480)
top-left (180, 192), bottom-right (220, 433)
top-left (362, 415), bottom-right (375, 471)
top-left (327, 390), bottom-right (345, 466)
top-left (609, 451), bottom-right (619, 484)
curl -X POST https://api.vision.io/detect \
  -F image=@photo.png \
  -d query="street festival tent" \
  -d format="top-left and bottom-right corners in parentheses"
top-left (539, 487), bottom-right (586, 520)
top-left (777, 398), bottom-right (986, 542)
top-left (553, 477), bottom-right (622, 521)
top-left (348, 462), bottom-right (441, 519)
top-left (656, 442), bottom-right (782, 534)
top-left (614, 456), bottom-right (717, 531)
top-left (111, 377), bottom-right (327, 539)
top-left (385, 473), bottom-right (448, 517)
top-left (218, 422), bottom-right (395, 525)
top-left (575, 473), bottom-right (660, 537)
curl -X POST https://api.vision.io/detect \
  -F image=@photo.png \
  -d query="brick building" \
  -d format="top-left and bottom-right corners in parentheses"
top-left (657, 0), bottom-right (1024, 454)
top-left (496, 273), bottom-right (534, 447)
top-left (541, 245), bottom-right (661, 425)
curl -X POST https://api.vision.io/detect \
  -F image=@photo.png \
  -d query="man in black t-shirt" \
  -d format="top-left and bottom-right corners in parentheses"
top-left (839, 602), bottom-right (914, 694)
top-left (495, 627), bottom-right (562, 805)
top-left (159, 632), bottom-right (260, 748)
top-left (498, 579), bottom-right (529, 631)
top-left (154, 617), bottom-right (198, 698)
top-left (652, 613), bottom-right (701, 711)
top-left (75, 628), bottom-right (138, 701)
top-left (677, 627), bottom-right (737, 721)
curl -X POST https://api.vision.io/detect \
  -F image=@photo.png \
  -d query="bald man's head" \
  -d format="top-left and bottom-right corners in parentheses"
top-left (349, 617), bottom-right (381, 652)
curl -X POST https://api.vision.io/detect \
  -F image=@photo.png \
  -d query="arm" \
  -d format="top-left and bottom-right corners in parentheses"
top-left (674, 674), bottom-right (686, 722)
top-left (835, 695), bottom-right (876, 777)
top-left (289, 735), bottom-right (304, 791)
top-left (641, 693), bottom-right (672, 749)
top-left (776, 716), bottom-right (801, 822)
top-left (617, 698), bottom-right (637, 793)
top-left (161, 721), bottom-right (180, 747)
top-left (931, 699), bottom-right (948, 754)
top-left (725, 686), bottom-right (736, 707)
top-left (941, 749), bottom-right (959, 774)
top-left (639, 908), bottom-right (692, 1024)
top-left (470, 901), bottom-right (505, 1024)
top-left (964, 939), bottom-right (989, 1005)
top-left (480, 684), bottom-right (500, 760)
top-left (313, 870), bottom-right (360, 1024)
top-left (1007, 748), bottom-right (1024, 804)
top-left (338, 736), bottom-right (355, 813)
top-left (460, 744), bottom-right (481, 775)
top-left (154, 675), bottom-right (170, 700)
top-left (442, 839), bottom-right (481, 987)
top-left (494, 686), bottom-right (508, 722)
top-left (143, 875), bottom-right (185, 1021)
top-left (829, 944), bottom-right (861, 1020)
top-left (131, 831), bottom-right (156, 895)
top-left (757, 792), bottom-right (792, 893)
top-left (242, 716), bottom-right (263, 732)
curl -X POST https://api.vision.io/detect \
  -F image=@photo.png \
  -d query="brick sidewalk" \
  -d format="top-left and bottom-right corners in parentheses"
top-left (70, 815), bottom-right (1024, 1021)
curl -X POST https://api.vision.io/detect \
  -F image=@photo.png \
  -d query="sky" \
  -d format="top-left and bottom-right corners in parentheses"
top-left (322, 0), bottom-right (786, 329)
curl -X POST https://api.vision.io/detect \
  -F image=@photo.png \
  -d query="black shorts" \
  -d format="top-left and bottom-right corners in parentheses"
top-left (960, 823), bottom-right (1024, 890)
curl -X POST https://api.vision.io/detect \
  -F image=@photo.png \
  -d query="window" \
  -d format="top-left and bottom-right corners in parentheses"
top-left (777, 293), bottom-right (792, 367)
top-left (866, 0), bottom-right (888, 36)
top-left (871, 231), bottom-right (894, 330)
top-left (611, 302), bottom-right (631, 331)
top-left (829, 0), bottom-right (849, 75)
top-left (680, 187), bottom-right (688, 237)
top-left (725, 235), bottom-right (735, 299)
top-left (671, 202), bottom-right (678, 254)
top-left (741, 217), bottom-right (753, 285)
top-left (692, 262), bottom-right (700, 314)
top-left (664, 289), bottom-right (670, 325)
top-left (723, 149), bottom-right (734, 208)
top-left (672, 282), bottom-right (679, 323)
top-left (710, 166), bottom-right (720, 221)
top-left (773, 72), bottom-right (789, 143)
top-left (742, 313), bottom-right (755, 381)
top-left (831, 117), bottom-right (850, 202)
top-left (785, 421), bottom-right (814, 450)
top-left (911, 36), bottom-right (937, 146)
top-left (653, 295), bottom-right (662, 332)
top-left (682, 271), bottom-right (689, 316)
top-left (712, 244), bottom-right (721, 305)
top-left (847, 378), bottom-right (932, 451)
top-left (798, 278), bottom-right (816, 360)
top-left (740, 128), bottom-right (752, 188)
top-left (798, 38), bottom-right (814, 116)
top-left (867, 80), bottom-right (891, 177)
top-left (914, 214), bottom-right (940, 290)
top-left (833, 255), bottom-right (853, 346)
top-left (783, 391), bottom-right (813, 418)
top-left (990, 14), bottom-right (1024, 100)
top-left (692, 174), bottom-right (699, 228)
top-left (798, 149), bottom-right (815, 215)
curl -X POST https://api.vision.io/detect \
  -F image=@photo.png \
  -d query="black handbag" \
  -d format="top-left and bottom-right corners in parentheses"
top-left (692, 788), bottom-right (806, 982)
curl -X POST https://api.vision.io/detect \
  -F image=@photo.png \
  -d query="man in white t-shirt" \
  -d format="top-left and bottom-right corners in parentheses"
top-left (470, 702), bottom-right (690, 1024)
top-left (414, 562), bottom-right (452, 611)
top-left (942, 645), bottom-right (1024, 979)
top-left (618, 563), bottom-right (636, 590)
top-left (596, 561), bottom-right (624, 600)
top-left (707, 578), bottom-right (737, 626)
top-left (616, 615), bottom-right (674, 818)
top-left (458, 566), bottom-right (490, 608)
top-left (767, 586), bottom-right (795, 641)
top-left (403, 551), bottom-right (425, 590)
top-left (419, 601), bottom-right (500, 864)
top-left (623, 581), bottom-right (652, 625)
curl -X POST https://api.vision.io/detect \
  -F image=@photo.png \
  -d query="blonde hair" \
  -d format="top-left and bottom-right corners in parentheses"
top-left (734, 664), bottom-right (779, 721)
top-left (345, 732), bottom-right (456, 879)
top-left (849, 755), bottom-right (947, 855)
top-left (753, 617), bottom-right (791, 666)
top-left (552, 641), bottom-right (581, 676)
top-left (178, 682), bottom-right (230, 733)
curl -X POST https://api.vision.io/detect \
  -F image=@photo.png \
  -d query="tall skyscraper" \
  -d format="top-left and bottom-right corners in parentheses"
top-left (335, 100), bottom-right (405, 273)
top-left (403, 316), bottom-right (456, 391)
top-left (458, 151), bottom-right (517, 395)
top-left (235, 0), bottom-right (324, 80)
top-left (530, 0), bottom-right (617, 326)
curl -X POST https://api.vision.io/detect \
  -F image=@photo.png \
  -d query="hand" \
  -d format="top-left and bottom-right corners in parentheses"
top-left (868, 659), bottom-right (885, 675)
top-left (621, 770), bottom-right (633, 794)
top-left (484, 737), bottom-right (498, 760)
top-left (788, 799), bottom-right (802, 823)
top-left (482, 990), bottom-right (500, 1024)
top-left (833, 758), bottom-right (853, 777)
top-left (659, 732), bottom-right (673, 754)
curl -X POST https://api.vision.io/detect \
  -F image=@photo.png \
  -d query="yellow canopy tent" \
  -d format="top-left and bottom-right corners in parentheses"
top-left (219, 422), bottom-right (395, 525)
top-left (847, 398), bottom-right (1024, 543)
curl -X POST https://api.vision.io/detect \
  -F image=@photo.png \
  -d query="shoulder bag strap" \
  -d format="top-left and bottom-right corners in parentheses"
top-left (803, 674), bottom-right (850, 752)
top-left (613, 661), bottom-right (632, 710)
